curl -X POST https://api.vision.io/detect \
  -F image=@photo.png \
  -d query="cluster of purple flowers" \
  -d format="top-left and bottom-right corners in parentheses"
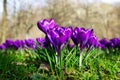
top-left (37, 19), bottom-right (120, 54)
top-left (0, 38), bottom-right (48, 50)
top-left (0, 18), bottom-right (120, 53)
top-left (0, 39), bottom-right (25, 50)
top-left (99, 38), bottom-right (120, 50)
top-left (37, 19), bottom-right (99, 59)
top-left (37, 19), bottom-right (73, 58)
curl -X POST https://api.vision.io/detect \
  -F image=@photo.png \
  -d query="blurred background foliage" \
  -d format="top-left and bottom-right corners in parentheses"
top-left (0, 0), bottom-right (120, 43)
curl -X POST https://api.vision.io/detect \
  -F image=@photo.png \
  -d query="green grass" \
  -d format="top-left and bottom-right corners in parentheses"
top-left (0, 47), bottom-right (120, 80)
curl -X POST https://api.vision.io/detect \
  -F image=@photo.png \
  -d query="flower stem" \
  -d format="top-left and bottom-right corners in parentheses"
top-left (56, 48), bottom-right (63, 79)
top-left (79, 47), bottom-right (83, 67)
top-left (79, 52), bottom-right (82, 67)
top-left (57, 48), bottom-right (60, 62)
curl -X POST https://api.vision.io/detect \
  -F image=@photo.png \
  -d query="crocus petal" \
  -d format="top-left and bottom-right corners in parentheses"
top-left (37, 18), bottom-right (56, 34)
top-left (79, 29), bottom-right (93, 45)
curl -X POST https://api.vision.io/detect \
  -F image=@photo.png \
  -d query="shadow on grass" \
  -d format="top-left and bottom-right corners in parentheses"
top-left (0, 49), bottom-right (37, 80)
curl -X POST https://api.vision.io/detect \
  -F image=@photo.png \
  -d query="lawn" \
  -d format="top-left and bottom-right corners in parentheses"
top-left (0, 46), bottom-right (120, 80)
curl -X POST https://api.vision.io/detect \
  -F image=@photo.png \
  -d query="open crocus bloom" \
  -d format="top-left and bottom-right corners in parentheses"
top-left (37, 18), bottom-right (56, 34)
top-left (47, 27), bottom-right (72, 59)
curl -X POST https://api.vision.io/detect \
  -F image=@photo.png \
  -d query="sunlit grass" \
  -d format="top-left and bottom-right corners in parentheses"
top-left (0, 46), bottom-right (120, 80)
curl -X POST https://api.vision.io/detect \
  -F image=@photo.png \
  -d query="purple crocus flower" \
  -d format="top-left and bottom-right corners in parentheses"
top-left (110, 38), bottom-right (120, 48)
top-left (99, 38), bottom-right (108, 49)
top-left (36, 38), bottom-right (45, 48)
top-left (47, 26), bottom-right (72, 59)
top-left (99, 44), bottom-right (106, 49)
top-left (37, 18), bottom-right (57, 48)
top-left (99, 38), bottom-right (114, 49)
top-left (86, 35), bottom-right (99, 53)
top-left (36, 37), bottom-right (49, 48)
top-left (71, 27), bottom-right (93, 51)
top-left (0, 44), bottom-right (6, 50)
top-left (37, 18), bottom-right (56, 34)
top-left (71, 27), bottom-right (94, 67)
top-left (106, 41), bottom-right (114, 49)
top-left (87, 36), bottom-right (98, 48)
top-left (0, 39), bottom-right (17, 49)
top-left (25, 39), bottom-right (36, 49)
top-left (21, 40), bottom-right (26, 48)
top-left (5, 39), bottom-right (14, 48)
top-left (99, 38), bottom-right (108, 45)
top-left (0, 46), bottom-right (2, 50)
top-left (14, 40), bottom-right (25, 50)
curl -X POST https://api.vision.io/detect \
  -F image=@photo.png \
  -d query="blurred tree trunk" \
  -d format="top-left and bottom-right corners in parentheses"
top-left (1, 0), bottom-right (7, 43)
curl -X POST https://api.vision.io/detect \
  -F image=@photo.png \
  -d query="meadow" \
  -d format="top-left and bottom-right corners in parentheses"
top-left (0, 19), bottom-right (120, 80)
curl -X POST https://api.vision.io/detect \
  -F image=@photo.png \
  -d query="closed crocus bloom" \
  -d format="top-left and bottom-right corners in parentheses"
top-left (86, 36), bottom-right (99, 53)
top-left (99, 38), bottom-right (112, 49)
top-left (25, 39), bottom-right (36, 49)
top-left (71, 27), bottom-right (88, 46)
top-left (99, 38), bottom-right (108, 45)
top-left (87, 36), bottom-right (98, 48)
top-left (106, 41), bottom-right (114, 49)
top-left (5, 39), bottom-right (14, 48)
top-left (0, 45), bottom-right (2, 50)
top-left (0, 44), bottom-right (6, 50)
top-left (71, 27), bottom-right (94, 67)
top-left (14, 40), bottom-right (24, 50)
top-left (79, 29), bottom-right (93, 46)
top-left (118, 39), bottom-right (120, 49)
top-left (47, 27), bottom-right (72, 59)
top-left (37, 18), bottom-right (56, 34)
top-left (36, 38), bottom-right (44, 46)
top-left (36, 37), bottom-right (49, 48)
top-left (71, 27), bottom-right (93, 50)
top-left (21, 40), bottom-right (26, 48)
top-left (99, 43), bottom-right (106, 49)
top-left (110, 38), bottom-right (120, 48)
